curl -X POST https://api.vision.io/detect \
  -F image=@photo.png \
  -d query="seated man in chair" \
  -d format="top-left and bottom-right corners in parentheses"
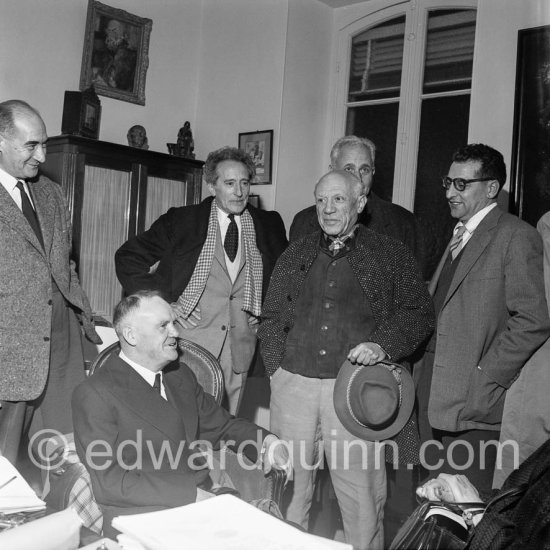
top-left (72, 290), bottom-right (291, 539)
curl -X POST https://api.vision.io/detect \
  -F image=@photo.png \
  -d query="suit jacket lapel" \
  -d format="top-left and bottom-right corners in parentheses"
top-left (440, 207), bottom-right (501, 308)
top-left (107, 357), bottom-right (189, 445)
top-left (164, 365), bottom-right (198, 440)
top-left (29, 177), bottom-right (55, 255)
top-left (0, 182), bottom-right (46, 255)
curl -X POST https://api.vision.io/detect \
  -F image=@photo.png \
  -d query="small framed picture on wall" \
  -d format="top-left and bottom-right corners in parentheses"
top-left (239, 130), bottom-right (273, 185)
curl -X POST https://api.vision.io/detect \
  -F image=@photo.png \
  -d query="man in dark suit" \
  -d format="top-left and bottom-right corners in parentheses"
top-left (259, 170), bottom-right (434, 550)
top-left (115, 146), bottom-right (288, 414)
top-left (72, 290), bottom-right (290, 539)
top-left (0, 100), bottom-right (100, 465)
top-left (289, 135), bottom-right (426, 276)
top-left (414, 144), bottom-right (550, 497)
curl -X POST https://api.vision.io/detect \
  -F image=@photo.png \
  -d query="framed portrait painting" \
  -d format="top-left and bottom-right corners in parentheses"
top-left (79, 0), bottom-right (152, 105)
top-left (510, 25), bottom-right (550, 227)
top-left (239, 130), bottom-right (273, 185)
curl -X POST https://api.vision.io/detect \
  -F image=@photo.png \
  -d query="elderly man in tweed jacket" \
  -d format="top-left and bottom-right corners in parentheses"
top-left (258, 170), bottom-right (434, 550)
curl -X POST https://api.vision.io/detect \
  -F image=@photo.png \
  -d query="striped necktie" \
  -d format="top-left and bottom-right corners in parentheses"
top-left (450, 224), bottom-right (467, 260)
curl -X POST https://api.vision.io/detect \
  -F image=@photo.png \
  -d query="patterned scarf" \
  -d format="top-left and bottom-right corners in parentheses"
top-left (175, 201), bottom-right (263, 318)
top-left (328, 224), bottom-right (359, 255)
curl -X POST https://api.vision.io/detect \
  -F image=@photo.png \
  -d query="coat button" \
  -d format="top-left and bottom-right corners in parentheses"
top-left (319, 349), bottom-right (326, 356)
top-left (47, 299), bottom-right (52, 305)
top-left (283, 326), bottom-right (290, 334)
top-left (44, 336), bottom-right (50, 342)
top-left (221, 325), bottom-right (226, 331)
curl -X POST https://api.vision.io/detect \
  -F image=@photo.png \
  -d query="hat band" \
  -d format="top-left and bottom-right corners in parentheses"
top-left (345, 362), bottom-right (403, 430)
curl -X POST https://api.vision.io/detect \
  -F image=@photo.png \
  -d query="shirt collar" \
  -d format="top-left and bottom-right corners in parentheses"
top-left (119, 350), bottom-right (163, 387)
top-left (0, 166), bottom-right (20, 194)
top-left (460, 202), bottom-right (498, 235)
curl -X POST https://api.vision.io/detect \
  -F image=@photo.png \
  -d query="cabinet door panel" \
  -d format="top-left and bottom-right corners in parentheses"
top-left (144, 176), bottom-right (190, 231)
top-left (79, 165), bottom-right (131, 319)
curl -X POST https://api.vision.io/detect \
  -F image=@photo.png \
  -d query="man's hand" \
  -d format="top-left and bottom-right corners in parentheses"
top-left (348, 342), bottom-right (387, 365)
top-left (172, 303), bottom-right (201, 329)
top-left (261, 434), bottom-right (292, 482)
top-left (416, 473), bottom-right (482, 504)
top-left (248, 314), bottom-right (260, 332)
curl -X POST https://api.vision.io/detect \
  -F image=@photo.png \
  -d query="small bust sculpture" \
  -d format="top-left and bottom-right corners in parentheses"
top-left (176, 121), bottom-right (195, 159)
top-left (127, 125), bottom-right (149, 150)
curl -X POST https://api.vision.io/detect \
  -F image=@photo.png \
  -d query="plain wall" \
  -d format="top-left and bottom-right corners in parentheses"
top-left (1, 0), bottom-right (549, 228)
top-left (0, 0), bottom-right (202, 155)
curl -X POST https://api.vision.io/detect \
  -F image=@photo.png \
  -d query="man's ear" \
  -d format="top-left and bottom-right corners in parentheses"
top-left (121, 324), bottom-right (137, 347)
top-left (207, 182), bottom-right (216, 197)
top-left (357, 194), bottom-right (367, 214)
top-left (487, 179), bottom-right (499, 199)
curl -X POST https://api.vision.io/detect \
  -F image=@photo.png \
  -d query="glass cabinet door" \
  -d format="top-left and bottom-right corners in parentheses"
top-left (78, 165), bottom-right (131, 320)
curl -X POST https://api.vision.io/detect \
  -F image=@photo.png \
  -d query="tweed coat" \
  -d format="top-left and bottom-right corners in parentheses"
top-left (115, 196), bottom-right (288, 303)
top-left (259, 226), bottom-right (434, 464)
top-left (72, 354), bottom-right (269, 534)
top-left (422, 206), bottom-right (550, 433)
top-left (288, 192), bottom-right (427, 276)
top-left (0, 175), bottom-right (98, 401)
top-left (259, 225), bottom-right (434, 378)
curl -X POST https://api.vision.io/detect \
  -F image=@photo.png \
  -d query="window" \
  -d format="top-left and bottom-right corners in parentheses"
top-left (334, 1), bottom-right (477, 277)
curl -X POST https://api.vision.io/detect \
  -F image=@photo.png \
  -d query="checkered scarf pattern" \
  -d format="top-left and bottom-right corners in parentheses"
top-left (175, 200), bottom-right (263, 317)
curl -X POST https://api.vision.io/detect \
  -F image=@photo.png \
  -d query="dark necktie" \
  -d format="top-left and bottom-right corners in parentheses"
top-left (16, 180), bottom-right (44, 248)
top-left (224, 214), bottom-right (238, 262)
top-left (153, 373), bottom-right (162, 394)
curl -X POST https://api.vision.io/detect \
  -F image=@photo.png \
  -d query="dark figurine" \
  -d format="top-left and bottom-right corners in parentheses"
top-left (176, 121), bottom-right (195, 159)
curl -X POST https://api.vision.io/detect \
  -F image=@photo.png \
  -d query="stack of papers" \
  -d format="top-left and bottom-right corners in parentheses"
top-left (113, 494), bottom-right (351, 550)
top-left (0, 457), bottom-right (46, 514)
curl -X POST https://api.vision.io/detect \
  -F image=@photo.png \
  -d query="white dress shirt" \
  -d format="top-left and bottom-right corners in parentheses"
top-left (119, 351), bottom-right (167, 400)
top-left (0, 166), bottom-right (36, 210)
top-left (453, 202), bottom-right (498, 248)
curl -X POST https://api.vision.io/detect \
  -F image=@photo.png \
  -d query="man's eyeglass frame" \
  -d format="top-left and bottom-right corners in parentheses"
top-left (441, 176), bottom-right (495, 192)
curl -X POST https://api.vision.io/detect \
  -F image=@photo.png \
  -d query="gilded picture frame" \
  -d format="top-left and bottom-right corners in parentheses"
top-left (79, 0), bottom-right (152, 105)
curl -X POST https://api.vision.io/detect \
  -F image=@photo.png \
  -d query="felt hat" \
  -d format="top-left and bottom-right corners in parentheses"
top-left (333, 360), bottom-right (415, 441)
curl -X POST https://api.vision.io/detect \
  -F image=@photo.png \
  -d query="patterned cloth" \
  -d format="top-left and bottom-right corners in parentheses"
top-left (449, 223), bottom-right (467, 260)
top-left (175, 201), bottom-right (263, 318)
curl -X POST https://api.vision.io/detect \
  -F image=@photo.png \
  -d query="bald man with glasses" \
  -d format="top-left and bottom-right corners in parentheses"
top-left (414, 143), bottom-right (550, 497)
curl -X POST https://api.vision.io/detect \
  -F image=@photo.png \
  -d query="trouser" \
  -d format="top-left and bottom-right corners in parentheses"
top-left (270, 369), bottom-right (386, 550)
top-left (218, 338), bottom-right (247, 415)
top-left (0, 288), bottom-right (85, 467)
top-left (29, 286), bottom-right (86, 441)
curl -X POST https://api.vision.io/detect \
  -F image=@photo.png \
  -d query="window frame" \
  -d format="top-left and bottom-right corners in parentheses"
top-left (331, 0), bottom-right (478, 211)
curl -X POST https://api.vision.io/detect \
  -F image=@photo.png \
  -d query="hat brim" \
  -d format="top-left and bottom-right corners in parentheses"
top-left (333, 360), bottom-right (415, 441)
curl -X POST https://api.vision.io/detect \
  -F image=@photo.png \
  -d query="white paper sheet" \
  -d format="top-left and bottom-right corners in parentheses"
top-left (113, 495), bottom-right (351, 550)
top-left (0, 457), bottom-right (46, 513)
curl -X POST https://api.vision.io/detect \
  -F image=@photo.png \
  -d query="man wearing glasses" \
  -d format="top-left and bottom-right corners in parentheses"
top-left (414, 143), bottom-right (550, 497)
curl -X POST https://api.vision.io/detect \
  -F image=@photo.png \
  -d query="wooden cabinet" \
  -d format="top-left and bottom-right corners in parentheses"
top-left (41, 135), bottom-right (203, 321)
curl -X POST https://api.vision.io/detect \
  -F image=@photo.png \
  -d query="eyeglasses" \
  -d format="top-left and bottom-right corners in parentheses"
top-left (441, 176), bottom-right (495, 192)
